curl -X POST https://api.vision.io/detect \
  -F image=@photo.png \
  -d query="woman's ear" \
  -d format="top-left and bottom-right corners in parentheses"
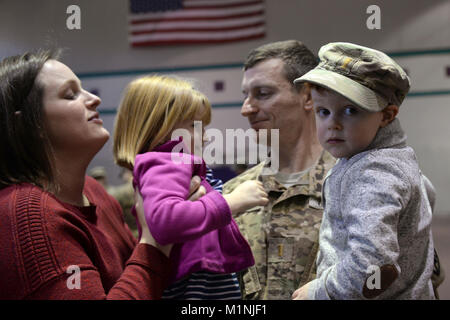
top-left (380, 104), bottom-right (399, 128)
top-left (300, 83), bottom-right (314, 111)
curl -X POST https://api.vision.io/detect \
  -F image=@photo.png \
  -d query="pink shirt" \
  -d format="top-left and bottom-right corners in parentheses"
top-left (133, 140), bottom-right (254, 281)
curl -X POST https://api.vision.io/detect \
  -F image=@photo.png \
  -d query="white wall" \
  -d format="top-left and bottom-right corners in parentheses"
top-left (1, 0), bottom-right (450, 214)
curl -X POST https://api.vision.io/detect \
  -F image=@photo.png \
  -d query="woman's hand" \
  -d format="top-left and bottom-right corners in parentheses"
top-left (135, 190), bottom-right (173, 257)
top-left (187, 175), bottom-right (206, 201)
top-left (134, 176), bottom-right (205, 257)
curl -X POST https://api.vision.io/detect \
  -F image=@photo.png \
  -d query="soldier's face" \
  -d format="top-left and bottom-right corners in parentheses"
top-left (241, 58), bottom-right (305, 145)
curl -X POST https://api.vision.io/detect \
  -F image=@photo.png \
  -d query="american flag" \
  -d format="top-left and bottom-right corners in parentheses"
top-left (128, 0), bottom-right (266, 47)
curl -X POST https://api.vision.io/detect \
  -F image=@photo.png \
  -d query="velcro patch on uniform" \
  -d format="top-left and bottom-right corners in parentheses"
top-left (308, 197), bottom-right (323, 210)
top-left (243, 266), bottom-right (262, 296)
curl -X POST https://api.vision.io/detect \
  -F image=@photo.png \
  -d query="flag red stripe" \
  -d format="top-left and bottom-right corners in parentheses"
top-left (182, 0), bottom-right (263, 10)
top-left (131, 22), bottom-right (265, 35)
top-left (131, 10), bottom-right (264, 24)
top-left (131, 32), bottom-right (266, 47)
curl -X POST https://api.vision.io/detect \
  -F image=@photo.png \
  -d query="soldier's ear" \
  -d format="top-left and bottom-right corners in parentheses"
top-left (300, 83), bottom-right (313, 111)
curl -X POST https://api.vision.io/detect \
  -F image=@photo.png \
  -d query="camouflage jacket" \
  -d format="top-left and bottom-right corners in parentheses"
top-left (223, 150), bottom-right (336, 299)
top-left (109, 182), bottom-right (138, 237)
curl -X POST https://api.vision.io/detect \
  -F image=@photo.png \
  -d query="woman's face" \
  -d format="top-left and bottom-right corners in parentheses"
top-left (37, 60), bottom-right (109, 157)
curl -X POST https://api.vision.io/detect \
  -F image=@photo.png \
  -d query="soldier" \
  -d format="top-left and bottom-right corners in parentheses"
top-left (109, 168), bottom-right (138, 238)
top-left (223, 40), bottom-right (336, 299)
top-left (88, 166), bottom-right (113, 194)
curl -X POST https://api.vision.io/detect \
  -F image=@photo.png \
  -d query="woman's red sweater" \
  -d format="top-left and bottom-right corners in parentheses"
top-left (0, 176), bottom-right (170, 299)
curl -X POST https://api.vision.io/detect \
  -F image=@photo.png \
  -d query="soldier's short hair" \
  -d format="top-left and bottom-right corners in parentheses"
top-left (243, 40), bottom-right (318, 87)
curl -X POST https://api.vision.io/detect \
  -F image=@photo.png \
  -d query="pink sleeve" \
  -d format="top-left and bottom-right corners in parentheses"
top-left (134, 153), bottom-right (231, 245)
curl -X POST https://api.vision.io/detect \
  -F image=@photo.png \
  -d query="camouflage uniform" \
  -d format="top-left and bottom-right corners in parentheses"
top-left (109, 182), bottom-right (138, 238)
top-left (223, 151), bottom-right (336, 299)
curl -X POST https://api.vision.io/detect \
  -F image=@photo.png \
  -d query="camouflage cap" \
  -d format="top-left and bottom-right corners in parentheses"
top-left (294, 42), bottom-right (411, 112)
top-left (88, 166), bottom-right (107, 179)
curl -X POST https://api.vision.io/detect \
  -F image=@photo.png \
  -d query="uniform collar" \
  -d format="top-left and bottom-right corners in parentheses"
top-left (259, 150), bottom-right (335, 199)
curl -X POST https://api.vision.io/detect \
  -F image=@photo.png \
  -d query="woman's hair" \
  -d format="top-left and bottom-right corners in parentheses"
top-left (113, 75), bottom-right (211, 170)
top-left (0, 49), bottom-right (61, 190)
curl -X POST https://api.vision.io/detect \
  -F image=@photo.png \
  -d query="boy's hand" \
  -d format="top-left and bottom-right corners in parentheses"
top-left (224, 180), bottom-right (268, 214)
top-left (292, 282), bottom-right (311, 300)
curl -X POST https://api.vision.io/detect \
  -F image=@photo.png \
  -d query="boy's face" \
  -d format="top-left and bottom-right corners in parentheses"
top-left (311, 87), bottom-right (385, 159)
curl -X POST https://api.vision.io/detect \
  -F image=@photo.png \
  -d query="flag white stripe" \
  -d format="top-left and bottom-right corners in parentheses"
top-left (129, 3), bottom-right (264, 22)
top-left (130, 15), bottom-right (264, 32)
top-left (130, 26), bottom-right (265, 42)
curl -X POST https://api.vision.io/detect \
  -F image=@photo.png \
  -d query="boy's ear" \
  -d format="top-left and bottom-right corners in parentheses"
top-left (380, 105), bottom-right (399, 128)
top-left (300, 83), bottom-right (314, 111)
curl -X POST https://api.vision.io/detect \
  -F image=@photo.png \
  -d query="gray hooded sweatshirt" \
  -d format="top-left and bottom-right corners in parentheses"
top-left (308, 118), bottom-right (435, 300)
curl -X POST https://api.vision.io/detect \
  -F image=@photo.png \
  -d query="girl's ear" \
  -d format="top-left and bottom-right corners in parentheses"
top-left (301, 83), bottom-right (314, 111)
top-left (380, 104), bottom-right (399, 128)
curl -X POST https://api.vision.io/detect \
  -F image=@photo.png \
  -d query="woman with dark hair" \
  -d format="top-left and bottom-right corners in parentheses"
top-left (0, 50), bottom-right (204, 299)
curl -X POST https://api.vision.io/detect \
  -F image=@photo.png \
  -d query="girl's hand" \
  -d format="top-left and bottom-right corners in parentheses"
top-left (224, 180), bottom-right (268, 214)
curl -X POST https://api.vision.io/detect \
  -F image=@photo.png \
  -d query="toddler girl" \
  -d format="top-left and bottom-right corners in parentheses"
top-left (113, 75), bottom-right (268, 299)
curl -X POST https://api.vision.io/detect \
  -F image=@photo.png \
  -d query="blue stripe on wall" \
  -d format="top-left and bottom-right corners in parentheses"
top-left (98, 90), bottom-right (450, 115)
top-left (99, 102), bottom-right (243, 114)
top-left (76, 47), bottom-right (450, 80)
top-left (408, 90), bottom-right (450, 97)
top-left (77, 62), bottom-right (244, 79)
top-left (388, 48), bottom-right (450, 57)
top-left (79, 46), bottom-right (450, 111)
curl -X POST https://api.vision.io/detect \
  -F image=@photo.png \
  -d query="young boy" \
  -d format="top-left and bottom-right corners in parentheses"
top-left (292, 42), bottom-right (435, 299)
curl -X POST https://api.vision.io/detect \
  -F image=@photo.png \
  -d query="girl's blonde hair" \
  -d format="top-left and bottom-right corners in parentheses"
top-left (113, 75), bottom-right (211, 170)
